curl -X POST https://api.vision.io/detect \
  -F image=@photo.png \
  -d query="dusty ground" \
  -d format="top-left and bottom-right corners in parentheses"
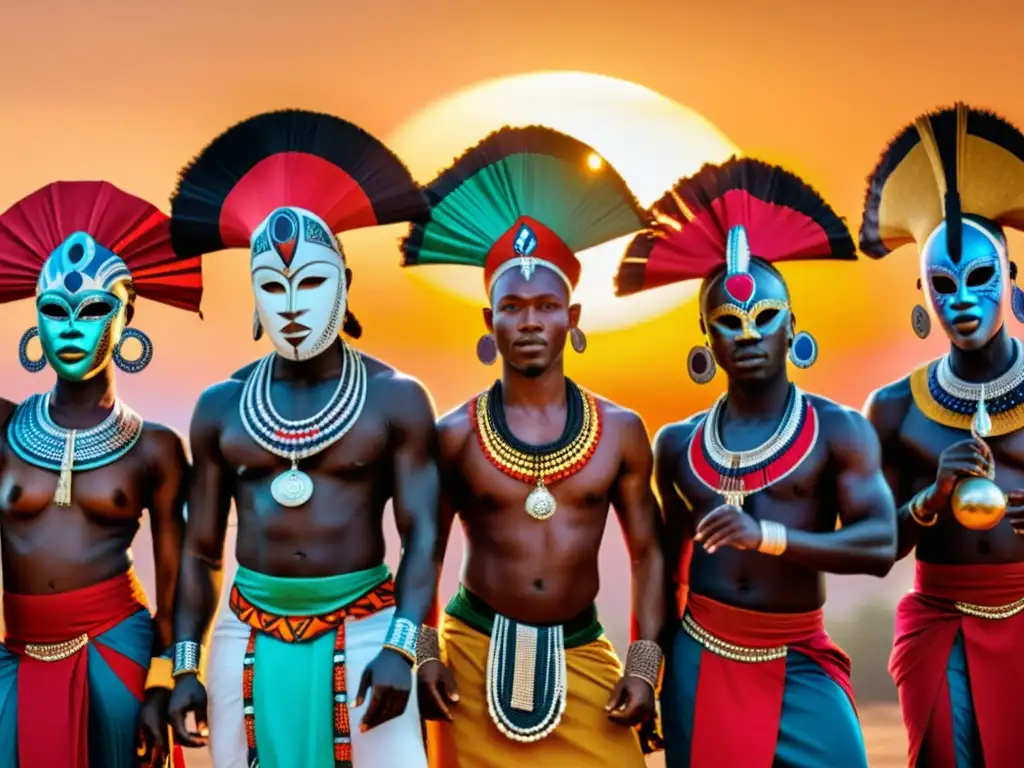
top-left (180, 703), bottom-right (907, 766)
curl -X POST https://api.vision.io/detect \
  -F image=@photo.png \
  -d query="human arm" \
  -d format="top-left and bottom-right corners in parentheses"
top-left (356, 376), bottom-right (440, 730)
top-left (863, 384), bottom-right (990, 559)
top-left (605, 411), bottom-right (665, 726)
top-left (167, 383), bottom-right (236, 747)
top-left (417, 408), bottom-right (468, 721)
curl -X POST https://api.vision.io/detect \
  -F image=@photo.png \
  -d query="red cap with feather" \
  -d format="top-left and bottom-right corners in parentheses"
top-left (614, 157), bottom-right (856, 302)
top-left (0, 181), bottom-right (203, 313)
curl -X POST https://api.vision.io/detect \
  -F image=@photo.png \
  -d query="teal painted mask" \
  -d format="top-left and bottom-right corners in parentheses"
top-left (35, 231), bottom-right (132, 381)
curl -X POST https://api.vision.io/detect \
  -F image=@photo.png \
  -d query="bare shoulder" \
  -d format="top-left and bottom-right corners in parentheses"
top-left (139, 420), bottom-right (189, 470)
top-left (652, 411), bottom-right (706, 463)
top-left (191, 378), bottom-right (243, 434)
top-left (362, 354), bottom-right (436, 429)
top-left (807, 394), bottom-right (882, 461)
top-left (230, 359), bottom-right (260, 381)
top-left (437, 400), bottom-right (474, 463)
top-left (595, 396), bottom-right (647, 437)
top-left (861, 375), bottom-right (913, 441)
top-left (0, 396), bottom-right (16, 432)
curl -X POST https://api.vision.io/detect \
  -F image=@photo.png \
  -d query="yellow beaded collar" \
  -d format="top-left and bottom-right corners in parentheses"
top-left (910, 361), bottom-right (1024, 437)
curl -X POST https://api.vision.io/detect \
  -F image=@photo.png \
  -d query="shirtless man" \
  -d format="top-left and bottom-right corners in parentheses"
top-left (400, 126), bottom-right (664, 767)
top-left (615, 158), bottom-right (897, 768)
top-left (0, 181), bottom-right (201, 767)
top-left (861, 103), bottom-right (1024, 767)
top-left (164, 110), bottom-right (438, 767)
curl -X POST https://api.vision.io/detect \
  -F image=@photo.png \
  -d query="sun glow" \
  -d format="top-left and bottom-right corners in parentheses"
top-left (387, 71), bottom-right (741, 332)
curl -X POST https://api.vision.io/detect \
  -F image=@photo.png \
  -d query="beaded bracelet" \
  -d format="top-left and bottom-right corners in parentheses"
top-left (417, 625), bottom-right (442, 666)
top-left (382, 616), bottom-right (419, 664)
top-left (172, 640), bottom-right (202, 678)
top-left (757, 520), bottom-right (788, 556)
top-left (625, 639), bottom-right (663, 694)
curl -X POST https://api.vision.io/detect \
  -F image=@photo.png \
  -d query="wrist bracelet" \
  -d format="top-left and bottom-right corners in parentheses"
top-left (145, 656), bottom-right (174, 690)
top-left (382, 616), bottom-right (419, 664)
top-left (757, 520), bottom-right (788, 556)
top-left (172, 640), bottom-right (201, 678)
top-left (625, 639), bottom-right (663, 693)
top-left (417, 625), bottom-right (441, 666)
top-left (908, 487), bottom-right (938, 527)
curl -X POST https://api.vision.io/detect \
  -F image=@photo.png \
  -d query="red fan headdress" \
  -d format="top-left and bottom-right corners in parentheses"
top-left (614, 157), bottom-right (856, 303)
top-left (169, 109), bottom-right (429, 260)
top-left (0, 181), bottom-right (203, 313)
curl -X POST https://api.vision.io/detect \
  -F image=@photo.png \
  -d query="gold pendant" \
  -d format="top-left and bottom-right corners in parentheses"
top-left (525, 478), bottom-right (557, 520)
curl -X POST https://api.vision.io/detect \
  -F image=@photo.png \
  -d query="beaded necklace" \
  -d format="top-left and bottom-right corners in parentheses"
top-left (688, 385), bottom-right (818, 507)
top-left (240, 342), bottom-right (367, 508)
top-left (7, 391), bottom-right (144, 507)
top-left (471, 378), bottom-right (602, 520)
top-left (911, 338), bottom-right (1024, 436)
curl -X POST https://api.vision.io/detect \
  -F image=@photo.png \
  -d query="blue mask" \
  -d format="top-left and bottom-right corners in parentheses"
top-left (35, 231), bottom-right (132, 381)
top-left (921, 218), bottom-right (1009, 350)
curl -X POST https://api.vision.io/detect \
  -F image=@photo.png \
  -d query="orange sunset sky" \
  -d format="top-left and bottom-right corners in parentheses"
top-left (2, 0), bottom-right (1024, 664)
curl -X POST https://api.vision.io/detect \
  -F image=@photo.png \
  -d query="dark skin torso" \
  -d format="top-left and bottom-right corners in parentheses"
top-left (868, 375), bottom-right (1024, 564)
top-left (439, 397), bottom-right (644, 624)
top-left (192, 350), bottom-right (426, 577)
top-left (657, 393), bottom-right (895, 615)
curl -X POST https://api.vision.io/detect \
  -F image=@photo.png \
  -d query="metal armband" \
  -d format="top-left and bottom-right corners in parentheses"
top-left (416, 624), bottom-right (441, 666)
top-left (172, 640), bottom-right (202, 678)
top-left (382, 616), bottom-right (419, 664)
top-left (625, 639), bottom-right (663, 694)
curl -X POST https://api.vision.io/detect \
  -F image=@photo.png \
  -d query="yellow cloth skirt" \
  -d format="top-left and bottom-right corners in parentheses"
top-left (426, 614), bottom-right (646, 767)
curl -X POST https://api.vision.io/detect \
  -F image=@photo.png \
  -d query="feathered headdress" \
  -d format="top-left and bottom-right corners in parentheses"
top-left (860, 103), bottom-right (1024, 259)
top-left (400, 125), bottom-right (650, 295)
top-left (169, 109), bottom-right (429, 258)
top-left (0, 181), bottom-right (203, 313)
top-left (615, 157), bottom-right (856, 299)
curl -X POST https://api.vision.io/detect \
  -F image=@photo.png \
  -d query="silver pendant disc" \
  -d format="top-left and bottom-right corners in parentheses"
top-left (525, 485), bottom-right (557, 520)
top-left (271, 468), bottom-right (314, 508)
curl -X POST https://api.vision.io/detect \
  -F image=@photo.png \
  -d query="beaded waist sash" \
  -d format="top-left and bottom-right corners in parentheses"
top-left (445, 585), bottom-right (602, 743)
top-left (229, 578), bottom-right (396, 768)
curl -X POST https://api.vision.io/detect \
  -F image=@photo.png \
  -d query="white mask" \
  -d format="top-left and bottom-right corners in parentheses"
top-left (250, 206), bottom-right (346, 361)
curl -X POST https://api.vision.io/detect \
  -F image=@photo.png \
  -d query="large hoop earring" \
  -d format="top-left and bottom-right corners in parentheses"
top-left (687, 344), bottom-right (716, 384)
top-left (569, 327), bottom-right (587, 354)
top-left (788, 331), bottom-right (818, 369)
top-left (476, 334), bottom-right (497, 366)
top-left (18, 327), bottom-right (46, 373)
top-left (113, 327), bottom-right (153, 373)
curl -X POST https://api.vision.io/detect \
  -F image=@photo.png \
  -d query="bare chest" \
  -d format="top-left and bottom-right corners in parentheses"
top-left (0, 446), bottom-right (148, 522)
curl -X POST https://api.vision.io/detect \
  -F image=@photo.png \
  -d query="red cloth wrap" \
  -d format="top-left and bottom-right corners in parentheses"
top-left (3, 569), bottom-right (149, 768)
top-left (687, 593), bottom-right (854, 768)
top-left (890, 561), bottom-right (1024, 767)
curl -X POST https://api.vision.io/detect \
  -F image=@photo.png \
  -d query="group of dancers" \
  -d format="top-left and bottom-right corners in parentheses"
top-left (0, 100), bottom-right (1022, 768)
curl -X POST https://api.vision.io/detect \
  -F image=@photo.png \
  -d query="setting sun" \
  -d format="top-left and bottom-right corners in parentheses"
top-left (386, 71), bottom-right (741, 332)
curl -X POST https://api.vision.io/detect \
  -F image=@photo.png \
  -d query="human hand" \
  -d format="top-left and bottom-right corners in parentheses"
top-left (138, 687), bottom-right (171, 765)
top-left (605, 675), bottom-right (655, 726)
top-left (417, 658), bottom-right (459, 721)
top-left (356, 648), bottom-right (413, 731)
top-left (930, 438), bottom-right (993, 513)
top-left (1005, 490), bottom-right (1024, 535)
top-left (167, 674), bottom-right (209, 748)
top-left (695, 504), bottom-right (762, 552)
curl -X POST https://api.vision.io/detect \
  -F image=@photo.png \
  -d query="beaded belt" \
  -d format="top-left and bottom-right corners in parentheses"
top-left (24, 632), bottom-right (90, 662)
top-left (681, 612), bottom-right (787, 663)
top-left (954, 596), bottom-right (1024, 620)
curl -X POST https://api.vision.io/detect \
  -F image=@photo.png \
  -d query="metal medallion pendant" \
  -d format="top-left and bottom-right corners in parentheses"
top-left (525, 480), bottom-right (557, 520)
top-left (271, 464), bottom-right (314, 508)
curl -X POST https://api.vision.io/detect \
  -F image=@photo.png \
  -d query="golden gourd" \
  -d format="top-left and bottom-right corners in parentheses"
top-left (951, 384), bottom-right (1006, 531)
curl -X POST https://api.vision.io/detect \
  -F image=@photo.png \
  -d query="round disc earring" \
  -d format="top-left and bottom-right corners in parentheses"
top-left (687, 345), bottom-right (716, 384)
top-left (570, 327), bottom-right (587, 353)
top-left (1012, 285), bottom-right (1024, 324)
top-left (788, 331), bottom-right (818, 369)
top-left (910, 305), bottom-right (931, 339)
top-left (252, 308), bottom-right (264, 341)
top-left (476, 334), bottom-right (498, 365)
top-left (113, 327), bottom-right (154, 373)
